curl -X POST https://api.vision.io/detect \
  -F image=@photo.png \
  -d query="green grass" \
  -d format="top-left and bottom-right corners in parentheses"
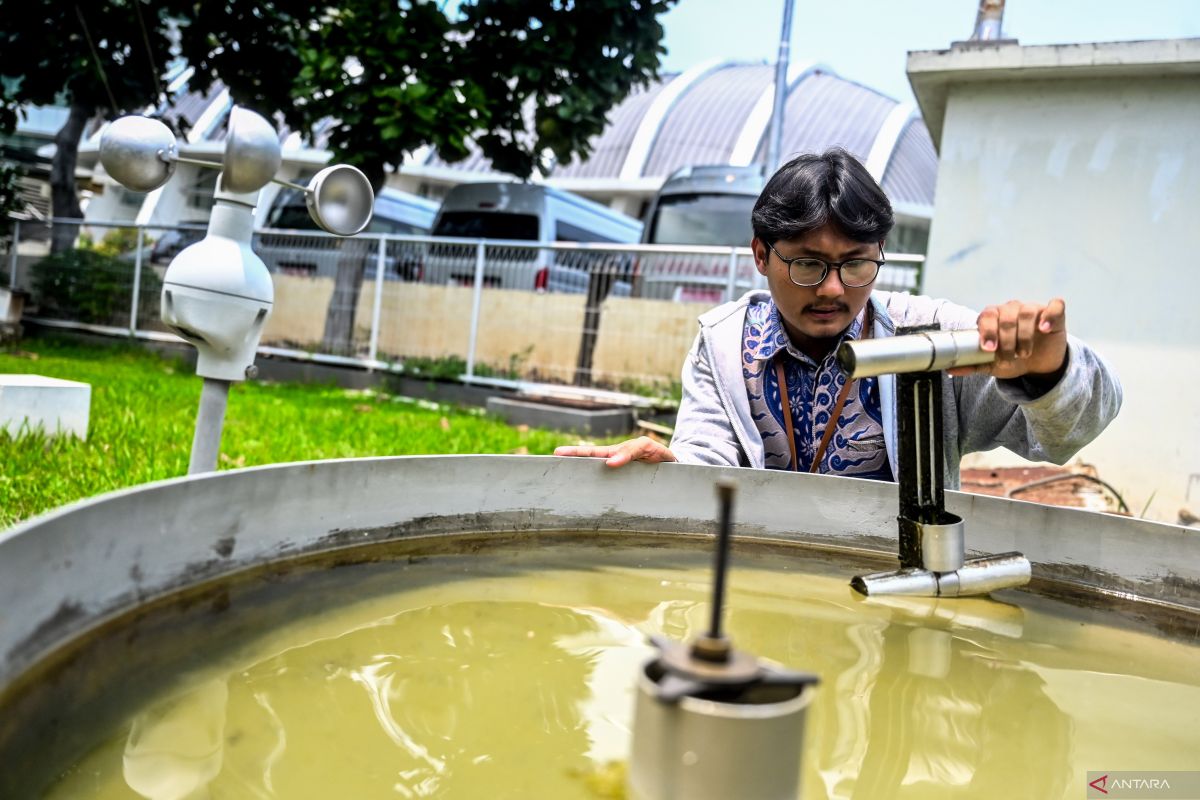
top-left (0, 336), bottom-right (609, 528)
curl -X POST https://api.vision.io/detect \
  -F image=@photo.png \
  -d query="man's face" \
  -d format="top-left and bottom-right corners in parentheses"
top-left (753, 223), bottom-right (880, 357)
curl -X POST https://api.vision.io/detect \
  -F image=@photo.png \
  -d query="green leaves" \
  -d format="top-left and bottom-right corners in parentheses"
top-left (174, 0), bottom-right (676, 187)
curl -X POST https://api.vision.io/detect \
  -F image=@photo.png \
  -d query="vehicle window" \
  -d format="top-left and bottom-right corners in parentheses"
top-left (554, 220), bottom-right (617, 244)
top-left (265, 188), bottom-right (317, 230)
top-left (187, 171), bottom-right (218, 211)
top-left (888, 222), bottom-right (929, 255)
top-left (367, 218), bottom-right (425, 235)
top-left (433, 211), bottom-right (539, 240)
top-left (648, 193), bottom-right (755, 247)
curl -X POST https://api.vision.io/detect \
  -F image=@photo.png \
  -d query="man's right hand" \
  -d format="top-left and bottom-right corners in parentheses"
top-left (553, 436), bottom-right (677, 468)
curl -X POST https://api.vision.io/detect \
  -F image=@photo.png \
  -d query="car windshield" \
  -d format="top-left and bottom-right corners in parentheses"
top-left (648, 193), bottom-right (755, 247)
top-left (433, 211), bottom-right (539, 240)
top-left (265, 189), bottom-right (317, 230)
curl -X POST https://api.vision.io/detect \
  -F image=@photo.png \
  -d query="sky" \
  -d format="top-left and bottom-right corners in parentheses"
top-left (658, 0), bottom-right (1200, 104)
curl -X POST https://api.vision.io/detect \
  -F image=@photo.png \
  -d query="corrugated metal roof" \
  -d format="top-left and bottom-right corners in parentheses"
top-left (642, 64), bottom-right (774, 178)
top-left (161, 82), bottom-right (225, 135)
top-left (555, 79), bottom-right (671, 178)
top-left (755, 72), bottom-right (895, 164)
top-left (881, 118), bottom-right (938, 209)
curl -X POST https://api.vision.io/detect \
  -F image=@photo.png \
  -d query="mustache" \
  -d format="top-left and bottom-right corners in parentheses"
top-left (803, 302), bottom-right (849, 313)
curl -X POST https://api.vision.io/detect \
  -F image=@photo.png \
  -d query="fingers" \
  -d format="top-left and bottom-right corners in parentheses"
top-left (555, 437), bottom-right (676, 468)
top-left (606, 437), bottom-right (675, 468)
top-left (977, 305), bottom-right (999, 352)
top-left (554, 444), bottom-right (620, 459)
top-left (1015, 302), bottom-right (1039, 359)
top-left (971, 298), bottom-right (1070, 380)
top-left (1037, 297), bottom-right (1066, 334)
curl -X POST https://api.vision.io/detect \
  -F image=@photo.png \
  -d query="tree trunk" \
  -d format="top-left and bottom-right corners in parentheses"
top-left (320, 167), bottom-right (384, 355)
top-left (573, 264), bottom-right (619, 387)
top-left (50, 102), bottom-right (92, 254)
top-left (320, 237), bottom-right (370, 355)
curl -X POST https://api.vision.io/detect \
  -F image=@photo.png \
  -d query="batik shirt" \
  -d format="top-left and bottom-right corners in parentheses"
top-left (742, 298), bottom-right (893, 479)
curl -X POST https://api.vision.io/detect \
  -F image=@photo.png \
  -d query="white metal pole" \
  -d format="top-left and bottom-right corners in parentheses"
top-left (189, 378), bottom-right (231, 474)
top-left (8, 220), bottom-right (19, 289)
top-left (765, 0), bottom-right (796, 175)
top-left (129, 226), bottom-right (144, 336)
top-left (367, 236), bottom-right (386, 365)
top-left (725, 248), bottom-right (740, 303)
top-left (465, 239), bottom-right (486, 380)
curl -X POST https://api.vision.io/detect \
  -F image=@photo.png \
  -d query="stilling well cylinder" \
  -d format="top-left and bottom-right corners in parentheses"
top-left (628, 662), bottom-right (816, 800)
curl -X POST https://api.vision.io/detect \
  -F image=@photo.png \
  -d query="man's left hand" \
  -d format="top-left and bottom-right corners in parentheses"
top-left (948, 298), bottom-right (1068, 382)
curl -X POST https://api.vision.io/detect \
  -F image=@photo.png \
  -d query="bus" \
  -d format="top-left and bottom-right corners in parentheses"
top-left (638, 165), bottom-right (765, 303)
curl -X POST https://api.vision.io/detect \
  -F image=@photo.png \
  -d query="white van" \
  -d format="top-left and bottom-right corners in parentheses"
top-left (424, 183), bottom-right (643, 294)
top-left (635, 165), bottom-right (765, 303)
top-left (643, 165), bottom-right (765, 248)
top-left (255, 186), bottom-right (439, 279)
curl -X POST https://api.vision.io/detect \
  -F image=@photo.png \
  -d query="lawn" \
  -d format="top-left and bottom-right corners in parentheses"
top-left (0, 336), bottom-right (607, 528)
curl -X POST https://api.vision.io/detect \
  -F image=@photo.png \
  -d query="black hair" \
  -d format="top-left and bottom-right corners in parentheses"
top-left (751, 148), bottom-right (894, 244)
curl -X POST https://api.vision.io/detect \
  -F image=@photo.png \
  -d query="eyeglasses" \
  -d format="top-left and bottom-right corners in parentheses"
top-left (766, 241), bottom-right (886, 288)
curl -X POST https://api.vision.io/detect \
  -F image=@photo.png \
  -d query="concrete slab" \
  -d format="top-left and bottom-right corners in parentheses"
top-left (0, 288), bottom-right (26, 325)
top-left (0, 375), bottom-right (92, 440)
top-left (486, 396), bottom-right (635, 437)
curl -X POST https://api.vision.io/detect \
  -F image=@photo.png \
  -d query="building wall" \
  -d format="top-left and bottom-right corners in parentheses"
top-left (922, 75), bottom-right (1200, 521)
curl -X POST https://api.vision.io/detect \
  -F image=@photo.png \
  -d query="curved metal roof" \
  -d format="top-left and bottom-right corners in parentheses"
top-left (881, 118), bottom-right (938, 211)
top-left (425, 61), bottom-right (938, 212)
top-left (753, 72), bottom-right (896, 166)
top-left (556, 80), bottom-right (670, 179)
top-left (642, 63), bottom-right (775, 178)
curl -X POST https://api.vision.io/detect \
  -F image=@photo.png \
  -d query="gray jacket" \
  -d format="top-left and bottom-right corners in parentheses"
top-left (669, 290), bottom-right (1122, 488)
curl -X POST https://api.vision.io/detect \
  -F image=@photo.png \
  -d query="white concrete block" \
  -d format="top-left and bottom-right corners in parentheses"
top-left (0, 288), bottom-right (25, 324)
top-left (0, 375), bottom-right (92, 440)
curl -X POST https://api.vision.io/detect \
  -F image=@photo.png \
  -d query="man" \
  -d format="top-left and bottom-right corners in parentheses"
top-left (556, 149), bottom-right (1121, 486)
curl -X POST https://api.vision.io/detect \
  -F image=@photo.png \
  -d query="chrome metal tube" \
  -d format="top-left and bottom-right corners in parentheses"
top-left (851, 553), bottom-right (1031, 598)
top-left (850, 568), bottom-right (939, 596)
top-left (953, 553), bottom-right (1032, 596)
top-left (838, 329), bottom-right (993, 379)
top-left (920, 517), bottom-right (965, 573)
top-left (629, 664), bottom-right (814, 800)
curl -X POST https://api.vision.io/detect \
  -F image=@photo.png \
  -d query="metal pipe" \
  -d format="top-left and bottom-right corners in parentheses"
top-left (970, 0), bottom-right (1006, 41)
top-left (765, 0), bottom-right (795, 174)
top-left (724, 247), bottom-right (739, 304)
top-left (709, 478), bottom-right (736, 640)
top-left (164, 153), bottom-right (310, 194)
top-left (188, 378), bottom-right (230, 475)
top-left (128, 226), bottom-right (143, 335)
top-left (918, 515), bottom-right (965, 573)
top-left (838, 328), bottom-right (993, 379)
top-left (465, 240), bottom-right (486, 379)
top-left (851, 552), bottom-right (1031, 598)
top-left (367, 237), bottom-right (386, 365)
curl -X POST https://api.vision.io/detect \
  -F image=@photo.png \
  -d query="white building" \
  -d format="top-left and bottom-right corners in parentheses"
top-left (908, 38), bottom-right (1200, 523)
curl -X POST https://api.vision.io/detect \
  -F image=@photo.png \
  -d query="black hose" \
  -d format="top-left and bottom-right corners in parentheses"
top-left (1006, 473), bottom-right (1129, 514)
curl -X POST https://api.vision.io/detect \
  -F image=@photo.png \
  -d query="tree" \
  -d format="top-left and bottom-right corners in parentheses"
top-left (179, 0), bottom-right (676, 354)
top-left (0, 161), bottom-right (21, 237)
top-left (0, 0), bottom-right (178, 253)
